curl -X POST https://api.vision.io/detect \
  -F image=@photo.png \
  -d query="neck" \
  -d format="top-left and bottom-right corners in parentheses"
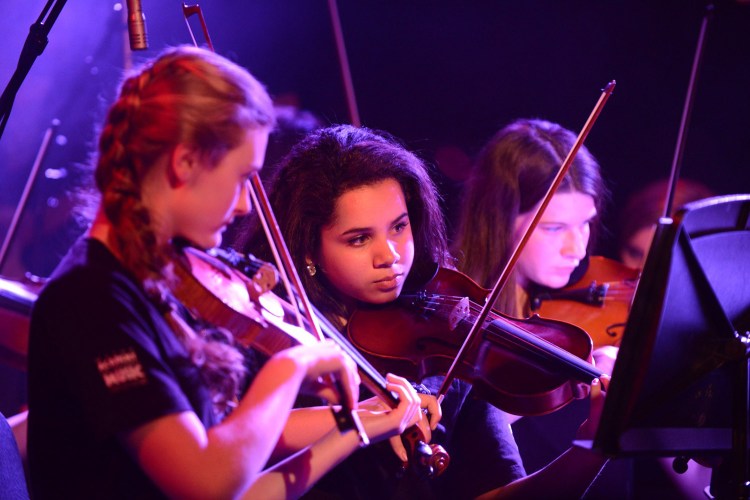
top-left (515, 282), bottom-right (530, 317)
top-left (88, 209), bottom-right (118, 256)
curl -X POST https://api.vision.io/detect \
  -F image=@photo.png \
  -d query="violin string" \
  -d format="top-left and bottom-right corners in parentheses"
top-left (418, 294), bottom-right (601, 379)
top-left (418, 294), bottom-right (555, 353)
top-left (476, 317), bottom-right (599, 378)
top-left (310, 306), bottom-right (393, 392)
top-left (401, 294), bottom-right (583, 384)
top-left (409, 296), bottom-right (552, 361)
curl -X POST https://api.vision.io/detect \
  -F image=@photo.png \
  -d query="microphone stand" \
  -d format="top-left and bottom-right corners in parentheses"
top-left (0, 0), bottom-right (67, 142)
top-left (0, 0), bottom-right (67, 276)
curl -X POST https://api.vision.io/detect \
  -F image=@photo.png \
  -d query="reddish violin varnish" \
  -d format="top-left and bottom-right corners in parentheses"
top-left (531, 256), bottom-right (640, 348)
top-left (348, 267), bottom-right (605, 417)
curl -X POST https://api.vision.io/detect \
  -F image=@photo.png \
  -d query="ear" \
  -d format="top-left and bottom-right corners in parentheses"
top-left (168, 144), bottom-right (200, 187)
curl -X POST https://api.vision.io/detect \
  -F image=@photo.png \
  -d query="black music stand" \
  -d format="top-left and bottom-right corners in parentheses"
top-left (586, 194), bottom-right (750, 498)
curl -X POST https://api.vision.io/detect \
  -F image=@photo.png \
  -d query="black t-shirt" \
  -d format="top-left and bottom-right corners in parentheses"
top-left (27, 238), bottom-right (218, 499)
top-left (304, 375), bottom-right (526, 500)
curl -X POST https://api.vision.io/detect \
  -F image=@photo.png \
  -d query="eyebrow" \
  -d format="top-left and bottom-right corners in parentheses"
top-left (339, 211), bottom-right (409, 236)
top-left (539, 208), bottom-right (599, 224)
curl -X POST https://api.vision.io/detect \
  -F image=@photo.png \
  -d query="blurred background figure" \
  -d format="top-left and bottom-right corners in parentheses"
top-left (617, 178), bottom-right (714, 270)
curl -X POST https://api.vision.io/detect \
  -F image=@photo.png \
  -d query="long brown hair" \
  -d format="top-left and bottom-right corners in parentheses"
top-left (94, 45), bottom-right (275, 413)
top-left (453, 118), bottom-right (607, 314)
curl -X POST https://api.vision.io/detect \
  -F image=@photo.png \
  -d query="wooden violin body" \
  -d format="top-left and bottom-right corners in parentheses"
top-left (530, 256), bottom-right (640, 347)
top-left (171, 246), bottom-right (310, 355)
top-left (348, 267), bottom-right (605, 417)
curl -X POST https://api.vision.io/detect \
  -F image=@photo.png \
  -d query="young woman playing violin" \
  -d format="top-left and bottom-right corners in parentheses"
top-left (453, 118), bottom-right (608, 322)
top-left (240, 123), bottom-right (608, 499)
top-left (26, 46), bottom-right (423, 499)
top-left (453, 118), bottom-right (620, 492)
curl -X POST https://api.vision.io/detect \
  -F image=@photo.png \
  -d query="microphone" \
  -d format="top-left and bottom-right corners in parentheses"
top-left (126, 0), bottom-right (148, 50)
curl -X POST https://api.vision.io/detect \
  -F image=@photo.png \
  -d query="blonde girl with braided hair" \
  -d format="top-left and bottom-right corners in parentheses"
top-left (26, 46), bottom-right (422, 499)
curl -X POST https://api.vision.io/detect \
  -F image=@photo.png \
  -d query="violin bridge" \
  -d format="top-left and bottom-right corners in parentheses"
top-left (448, 297), bottom-right (470, 331)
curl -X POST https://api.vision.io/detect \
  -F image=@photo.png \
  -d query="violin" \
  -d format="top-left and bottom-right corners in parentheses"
top-left (529, 256), bottom-right (640, 348)
top-left (348, 267), bottom-right (605, 417)
top-left (170, 245), bottom-right (449, 478)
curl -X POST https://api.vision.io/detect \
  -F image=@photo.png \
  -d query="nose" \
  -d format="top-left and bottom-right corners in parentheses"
top-left (562, 227), bottom-right (588, 261)
top-left (234, 179), bottom-right (252, 216)
top-left (374, 238), bottom-right (400, 268)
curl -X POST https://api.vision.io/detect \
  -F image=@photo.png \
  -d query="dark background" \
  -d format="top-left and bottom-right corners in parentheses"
top-left (1, 0), bottom-right (749, 280)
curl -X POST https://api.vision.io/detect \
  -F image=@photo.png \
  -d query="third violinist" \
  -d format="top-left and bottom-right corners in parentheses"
top-left (452, 117), bottom-right (620, 490)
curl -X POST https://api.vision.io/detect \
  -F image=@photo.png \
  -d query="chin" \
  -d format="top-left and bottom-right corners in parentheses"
top-left (541, 277), bottom-right (570, 289)
top-left (367, 291), bottom-right (401, 305)
top-left (190, 238), bottom-right (219, 251)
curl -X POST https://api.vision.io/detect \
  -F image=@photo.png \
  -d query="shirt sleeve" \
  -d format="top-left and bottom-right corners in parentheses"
top-left (34, 269), bottom-right (204, 440)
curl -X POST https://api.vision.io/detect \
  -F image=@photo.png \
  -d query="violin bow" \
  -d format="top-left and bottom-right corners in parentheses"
top-left (181, 3), bottom-right (214, 52)
top-left (249, 176), bottom-right (370, 446)
top-left (662, 4), bottom-right (713, 218)
top-left (327, 0), bottom-right (361, 126)
top-left (180, 2), bottom-right (369, 446)
top-left (436, 81), bottom-right (617, 403)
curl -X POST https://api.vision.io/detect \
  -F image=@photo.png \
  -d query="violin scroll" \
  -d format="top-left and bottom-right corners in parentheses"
top-left (400, 427), bottom-right (450, 479)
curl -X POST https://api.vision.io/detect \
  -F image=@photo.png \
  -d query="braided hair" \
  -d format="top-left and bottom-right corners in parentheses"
top-left (94, 45), bottom-right (275, 414)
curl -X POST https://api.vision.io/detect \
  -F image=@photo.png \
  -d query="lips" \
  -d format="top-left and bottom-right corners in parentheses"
top-left (374, 274), bottom-right (402, 291)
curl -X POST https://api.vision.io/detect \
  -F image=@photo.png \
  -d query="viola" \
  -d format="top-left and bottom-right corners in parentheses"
top-left (347, 267), bottom-right (605, 417)
top-left (170, 245), bottom-right (449, 478)
top-left (529, 256), bottom-right (640, 348)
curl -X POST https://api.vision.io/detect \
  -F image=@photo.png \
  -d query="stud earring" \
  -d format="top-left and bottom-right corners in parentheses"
top-left (305, 262), bottom-right (317, 277)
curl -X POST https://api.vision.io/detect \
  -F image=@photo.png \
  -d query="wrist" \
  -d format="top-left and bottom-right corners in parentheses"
top-left (410, 382), bottom-right (431, 395)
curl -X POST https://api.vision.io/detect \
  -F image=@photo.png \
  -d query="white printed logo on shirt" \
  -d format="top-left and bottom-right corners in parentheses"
top-left (97, 348), bottom-right (147, 391)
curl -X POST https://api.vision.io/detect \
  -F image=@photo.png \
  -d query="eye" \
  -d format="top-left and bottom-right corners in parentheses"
top-left (539, 223), bottom-right (564, 233)
top-left (347, 234), bottom-right (369, 247)
top-left (393, 219), bottom-right (410, 233)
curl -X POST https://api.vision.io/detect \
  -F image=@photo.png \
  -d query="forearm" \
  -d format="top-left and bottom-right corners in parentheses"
top-left (272, 407), bottom-right (338, 461)
top-left (206, 355), bottom-right (310, 481)
top-left (135, 355), bottom-right (310, 498)
top-left (275, 402), bottom-right (415, 461)
top-left (241, 427), bottom-right (362, 499)
top-left (477, 446), bottom-right (608, 499)
top-left (126, 321), bottom-right (362, 498)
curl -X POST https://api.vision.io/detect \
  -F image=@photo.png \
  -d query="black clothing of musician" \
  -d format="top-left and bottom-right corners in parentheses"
top-left (27, 238), bottom-right (217, 499)
top-left (304, 376), bottom-right (526, 499)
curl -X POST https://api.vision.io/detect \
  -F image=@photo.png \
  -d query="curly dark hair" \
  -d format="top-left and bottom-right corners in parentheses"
top-left (242, 124), bottom-right (450, 328)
